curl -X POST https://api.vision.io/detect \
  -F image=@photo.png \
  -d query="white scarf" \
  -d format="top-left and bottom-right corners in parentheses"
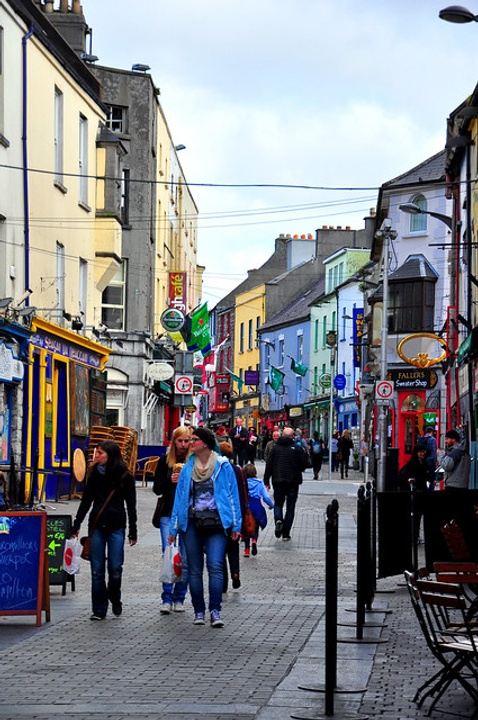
top-left (192, 451), bottom-right (217, 483)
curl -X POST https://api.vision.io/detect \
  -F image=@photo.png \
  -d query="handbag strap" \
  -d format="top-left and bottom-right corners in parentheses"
top-left (89, 487), bottom-right (117, 534)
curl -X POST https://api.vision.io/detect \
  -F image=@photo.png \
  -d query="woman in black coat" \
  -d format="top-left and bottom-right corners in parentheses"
top-left (72, 441), bottom-right (137, 621)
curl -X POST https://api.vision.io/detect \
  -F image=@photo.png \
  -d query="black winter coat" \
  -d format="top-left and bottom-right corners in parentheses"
top-left (72, 464), bottom-right (137, 540)
top-left (263, 436), bottom-right (307, 486)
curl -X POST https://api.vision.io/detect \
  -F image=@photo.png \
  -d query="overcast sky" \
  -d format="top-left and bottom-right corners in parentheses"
top-left (84, 0), bottom-right (478, 307)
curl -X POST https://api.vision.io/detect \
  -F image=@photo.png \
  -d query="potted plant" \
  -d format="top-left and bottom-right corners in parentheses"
top-left (353, 450), bottom-right (360, 470)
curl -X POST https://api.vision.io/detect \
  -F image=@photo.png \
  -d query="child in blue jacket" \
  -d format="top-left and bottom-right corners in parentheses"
top-left (243, 463), bottom-right (273, 557)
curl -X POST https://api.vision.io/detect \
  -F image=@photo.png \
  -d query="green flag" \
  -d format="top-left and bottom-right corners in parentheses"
top-left (225, 367), bottom-right (244, 394)
top-left (181, 303), bottom-right (212, 355)
top-left (270, 366), bottom-right (285, 392)
top-left (291, 358), bottom-right (308, 377)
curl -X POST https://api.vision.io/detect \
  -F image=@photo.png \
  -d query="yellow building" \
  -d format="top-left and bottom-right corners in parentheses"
top-left (155, 112), bottom-right (203, 335)
top-left (233, 284), bottom-right (265, 426)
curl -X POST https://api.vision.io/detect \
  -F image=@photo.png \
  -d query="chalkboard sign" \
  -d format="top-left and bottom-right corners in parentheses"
top-left (46, 514), bottom-right (75, 594)
top-left (0, 511), bottom-right (48, 625)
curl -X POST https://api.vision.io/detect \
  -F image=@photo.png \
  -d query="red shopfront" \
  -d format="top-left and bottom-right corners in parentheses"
top-left (387, 368), bottom-right (440, 469)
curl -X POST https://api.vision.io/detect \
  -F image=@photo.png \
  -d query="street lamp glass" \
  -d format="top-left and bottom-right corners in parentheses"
top-left (399, 203), bottom-right (421, 215)
top-left (439, 5), bottom-right (478, 22)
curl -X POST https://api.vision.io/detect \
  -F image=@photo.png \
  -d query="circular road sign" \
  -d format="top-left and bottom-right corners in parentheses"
top-left (333, 373), bottom-right (346, 390)
top-left (175, 374), bottom-right (193, 394)
top-left (375, 380), bottom-right (394, 400)
top-left (319, 372), bottom-right (331, 389)
top-left (160, 307), bottom-right (185, 332)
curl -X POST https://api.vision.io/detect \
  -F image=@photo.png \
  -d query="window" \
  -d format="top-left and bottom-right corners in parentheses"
top-left (313, 366), bottom-right (318, 395)
top-left (278, 337), bottom-right (284, 366)
top-left (314, 319), bottom-right (319, 352)
top-left (239, 322), bottom-right (244, 353)
top-left (106, 105), bottom-right (127, 134)
top-left (332, 310), bottom-right (336, 333)
top-left (56, 242), bottom-right (65, 320)
top-left (248, 318), bottom-right (253, 350)
top-left (388, 280), bottom-right (435, 333)
top-left (265, 343), bottom-right (271, 369)
top-left (79, 114), bottom-right (88, 205)
top-left (0, 27), bottom-right (4, 137)
top-left (101, 261), bottom-right (127, 330)
top-left (54, 87), bottom-right (64, 184)
top-left (121, 169), bottom-right (130, 224)
top-left (322, 316), bottom-right (327, 348)
top-left (338, 262), bottom-right (344, 285)
top-left (79, 258), bottom-right (87, 317)
top-left (341, 307), bottom-right (347, 340)
top-left (296, 375), bottom-right (302, 404)
top-left (409, 194), bottom-right (427, 232)
top-left (297, 333), bottom-right (303, 361)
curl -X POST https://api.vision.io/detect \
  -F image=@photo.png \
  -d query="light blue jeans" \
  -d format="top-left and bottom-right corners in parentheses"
top-left (159, 516), bottom-right (188, 605)
top-left (90, 527), bottom-right (125, 617)
top-left (181, 522), bottom-right (227, 614)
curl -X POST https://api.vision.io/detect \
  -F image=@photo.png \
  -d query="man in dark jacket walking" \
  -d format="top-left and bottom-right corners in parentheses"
top-left (263, 426), bottom-right (307, 541)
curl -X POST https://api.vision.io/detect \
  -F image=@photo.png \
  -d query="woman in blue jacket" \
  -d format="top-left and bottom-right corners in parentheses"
top-left (169, 426), bottom-right (241, 628)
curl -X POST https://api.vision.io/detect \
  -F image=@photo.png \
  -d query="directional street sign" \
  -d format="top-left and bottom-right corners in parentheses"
top-left (375, 380), bottom-right (394, 401)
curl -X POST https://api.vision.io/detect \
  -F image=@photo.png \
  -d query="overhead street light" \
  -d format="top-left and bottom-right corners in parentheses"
top-left (439, 5), bottom-right (478, 22)
top-left (399, 203), bottom-right (453, 229)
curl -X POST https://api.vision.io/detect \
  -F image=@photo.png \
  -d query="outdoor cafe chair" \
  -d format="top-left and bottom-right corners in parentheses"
top-left (404, 571), bottom-right (478, 716)
top-left (434, 561), bottom-right (478, 621)
top-left (135, 456), bottom-right (160, 487)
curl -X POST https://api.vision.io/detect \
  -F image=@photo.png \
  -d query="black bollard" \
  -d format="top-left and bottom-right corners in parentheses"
top-left (325, 499), bottom-right (339, 714)
top-left (410, 480), bottom-right (418, 572)
top-left (356, 486), bottom-right (367, 639)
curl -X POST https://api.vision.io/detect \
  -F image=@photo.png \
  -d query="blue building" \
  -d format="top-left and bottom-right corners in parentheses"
top-left (258, 278), bottom-right (323, 431)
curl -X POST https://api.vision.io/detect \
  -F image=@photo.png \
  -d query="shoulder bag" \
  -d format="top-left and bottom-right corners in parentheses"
top-left (80, 487), bottom-right (117, 561)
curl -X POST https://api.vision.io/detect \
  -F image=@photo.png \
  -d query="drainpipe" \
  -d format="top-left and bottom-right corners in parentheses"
top-left (465, 136), bottom-right (476, 484)
top-left (22, 27), bottom-right (33, 306)
top-left (21, 27), bottom-right (33, 495)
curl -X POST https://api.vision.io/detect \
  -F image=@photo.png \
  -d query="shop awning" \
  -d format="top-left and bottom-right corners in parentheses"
top-left (304, 399), bottom-right (329, 410)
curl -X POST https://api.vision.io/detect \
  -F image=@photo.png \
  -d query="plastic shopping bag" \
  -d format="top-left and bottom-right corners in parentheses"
top-left (63, 537), bottom-right (82, 575)
top-left (159, 543), bottom-right (183, 584)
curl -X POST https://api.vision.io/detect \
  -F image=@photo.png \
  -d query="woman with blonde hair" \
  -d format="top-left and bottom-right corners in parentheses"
top-left (153, 425), bottom-right (192, 614)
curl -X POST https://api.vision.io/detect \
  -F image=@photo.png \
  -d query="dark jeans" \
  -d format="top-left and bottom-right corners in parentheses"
top-left (311, 454), bottom-right (322, 478)
top-left (223, 536), bottom-right (240, 591)
top-left (90, 527), bottom-right (125, 617)
top-left (273, 482), bottom-right (299, 538)
top-left (181, 523), bottom-right (227, 614)
top-left (331, 452), bottom-right (338, 472)
top-left (340, 456), bottom-right (350, 478)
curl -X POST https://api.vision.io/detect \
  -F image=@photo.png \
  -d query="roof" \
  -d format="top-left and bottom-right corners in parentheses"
top-left (259, 276), bottom-right (325, 332)
top-left (382, 149), bottom-right (446, 189)
top-left (389, 254), bottom-right (438, 282)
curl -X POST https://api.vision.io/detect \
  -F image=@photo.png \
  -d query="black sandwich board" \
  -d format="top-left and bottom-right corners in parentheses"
top-left (46, 514), bottom-right (75, 595)
top-left (0, 511), bottom-right (50, 625)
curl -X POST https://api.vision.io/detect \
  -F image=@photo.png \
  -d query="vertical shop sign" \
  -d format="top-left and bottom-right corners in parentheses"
top-left (168, 272), bottom-right (187, 313)
top-left (353, 308), bottom-right (364, 368)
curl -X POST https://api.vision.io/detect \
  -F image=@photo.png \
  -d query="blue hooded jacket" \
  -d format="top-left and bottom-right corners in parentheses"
top-left (169, 453), bottom-right (242, 536)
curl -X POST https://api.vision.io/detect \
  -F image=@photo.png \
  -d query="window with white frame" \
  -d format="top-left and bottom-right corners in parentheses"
top-left (314, 319), bottom-right (319, 352)
top-left (296, 375), bottom-right (302, 403)
top-left (101, 261), bottom-right (127, 330)
top-left (328, 267), bottom-right (333, 293)
top-left (79, 114), bottom-right (88, 205)
top-left (54, 87), bottom-right (64, 184)
top-left (79, 258), bottom-right (87, 317)
top-left (106, 105), bottom-right (127, 134)
top-left (409, 194), bottom-right (427, 232)
top-left (297, 332), bottom-right (303, 361)
top-left (265, 343), bottom-right (271, 369)
top-left (313, 366), bottom-right (318, 394)
top-left (322, 316), bottom-right (327, 348)
top-left (278, 337), bottom-right (284, 366)
top-left (0, 27), bottom-right (4, 136)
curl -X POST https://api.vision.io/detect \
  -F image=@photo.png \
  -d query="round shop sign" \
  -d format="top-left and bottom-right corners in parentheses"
top-left (319, 372), bottom-right (331, 389)
top-left (160, 308), bottom-right (185, 332)
top-left (147, 362), bottom-right (174, 382)
top-left (333, 374), bottom-right (346, 390)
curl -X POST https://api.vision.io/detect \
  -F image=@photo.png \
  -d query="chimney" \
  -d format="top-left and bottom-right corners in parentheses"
top-left (45, 0), bottom-right (89, 56)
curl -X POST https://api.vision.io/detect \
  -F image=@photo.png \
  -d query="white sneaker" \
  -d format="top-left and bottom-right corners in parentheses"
top-left (173, 602), bottom-right (185, 612)
top-left (160, 603), bottom-right (172, 615)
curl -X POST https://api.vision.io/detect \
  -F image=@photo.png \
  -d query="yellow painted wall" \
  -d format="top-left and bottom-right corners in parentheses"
top-left (27, 34), bottom-right (117, 328)
top-left (234, 284), bottom-right (265, 391)
top-left (154, 109), bottom-right (201, 338)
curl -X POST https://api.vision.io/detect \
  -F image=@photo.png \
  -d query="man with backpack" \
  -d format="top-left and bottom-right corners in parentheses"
top-left (309, 431), bottom-right (324, 480)
top-left (420, 426), bottom-right (437, 490)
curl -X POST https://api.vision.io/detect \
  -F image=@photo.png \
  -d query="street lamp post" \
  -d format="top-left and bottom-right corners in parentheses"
top-left (375, 218), bottom-right (397, 493)
top-left (439, 5), bottom-right (478, 23)
top-left (326, 330), bottom-right (337, 482)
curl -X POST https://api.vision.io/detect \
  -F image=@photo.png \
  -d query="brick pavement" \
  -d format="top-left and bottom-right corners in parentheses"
top-left (0, 464), bottom-right (476, 719)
